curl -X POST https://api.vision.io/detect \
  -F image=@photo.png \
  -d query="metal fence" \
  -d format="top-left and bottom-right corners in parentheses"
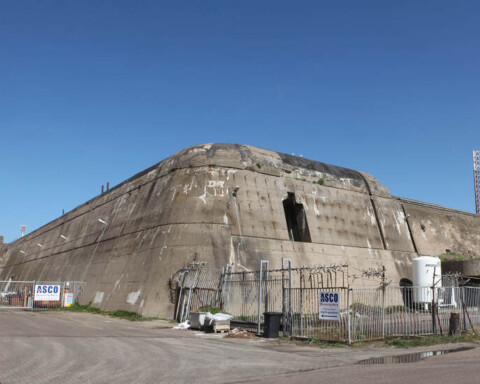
top-left (284, 285), bottom-right (480, 343)
top-left (173, 268), bottom-right (223, 322)
top-left (172, 262), bottom-right (480, 343)
top-left (287, 287), bottom-right (350, 341)
top-left (346, 285), bottom-right (480, 343)
top-left (223, 269), bottom-right (285, 333)
top-left (0, 280), bottom-right (86, 311)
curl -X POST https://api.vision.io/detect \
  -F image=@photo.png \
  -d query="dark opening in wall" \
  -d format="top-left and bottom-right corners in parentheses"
top-left (400, 278), bottom-right (413, 309)
top-left (283, 192), bottom-right (311, 242)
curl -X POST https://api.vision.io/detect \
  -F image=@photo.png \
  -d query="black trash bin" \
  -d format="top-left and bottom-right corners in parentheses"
top-left (263, 312), bottom-right (282, 338)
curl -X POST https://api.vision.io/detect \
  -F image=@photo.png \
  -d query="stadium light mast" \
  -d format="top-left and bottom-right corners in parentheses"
top-left (474, 150), bottom-right (480, 214)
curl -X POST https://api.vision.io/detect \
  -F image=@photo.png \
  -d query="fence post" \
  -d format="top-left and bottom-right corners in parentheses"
top-left (31, 280), bottom-right (36, 311)
top-left (265, 267), bottom-right (269, 314)
top-left (432, 268), bottom-right (437, 334)
top-left (258, 265), bottom-right (262, 335)
top-left (281, 258), bottom-right (292, 336)
top-left (61, 281), bottom-right (66, 308)
top-left (300, 270), bottom-right (304, 337)
top-left (288, 261), bottom-right (292, 336)
top-left (461, 287), bottom-right (467, 331)
top-left (216, 267), bottom-right (225, 310)
top-left (257, 260), bottom-right (269, 335)
top-left (347, 286), bottom-right (351, 345)
top-left (178, 271), bottom-right (189, 323)
top-left (282, 260), bottom-right (285, 331)
top-left (381, 266), bottom-right (386, 340)
top-left (220, 267), bottom-right (226, 310)
top-left (184, 269), bottom-right (200, 322)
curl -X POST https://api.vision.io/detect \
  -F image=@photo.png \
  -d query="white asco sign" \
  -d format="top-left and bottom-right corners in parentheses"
top-left (35, 285), bottom-right (61, 301)
top-left (319, 292), bottom-right (340, 321)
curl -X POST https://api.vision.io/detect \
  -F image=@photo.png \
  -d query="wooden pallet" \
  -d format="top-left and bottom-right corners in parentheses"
top-left (206, 320), bottom-right (231, 333)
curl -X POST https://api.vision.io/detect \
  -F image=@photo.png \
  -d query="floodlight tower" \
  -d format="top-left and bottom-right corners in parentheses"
top-left (474, 150), bottom-right (480, 214)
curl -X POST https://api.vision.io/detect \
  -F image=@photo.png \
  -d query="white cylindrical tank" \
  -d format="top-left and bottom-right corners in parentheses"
top-left (413, 256), bottom-right (442, 304)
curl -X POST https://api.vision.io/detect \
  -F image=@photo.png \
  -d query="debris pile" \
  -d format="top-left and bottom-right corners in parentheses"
top-left (226, 328), bottom-right (256, 339)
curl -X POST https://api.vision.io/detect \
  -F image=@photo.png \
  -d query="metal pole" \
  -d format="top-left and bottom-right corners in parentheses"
top-left (432, 267), bottom-right (437, 334)
top-left (461, 287), bottom-right (467, 330)
top-left (61, 281), bottom-right (66, 308)
top-left (265, 266), bottom-right (269, 313)
top-left (300, 271), bottom-right (304, 337)
top-left (219, 267), bottom-right (225, 310)
top-left (288, 263), bottom-right (292, 335)
top-left (347, 286), bottom-right (351, 345)
top-left (184, 269), bottom-right (200, 322)
top-left (300, 287), bottom-right (304, 336)
top-left (257, 263), bottom-right (263, 335)
top-left (381, 266), bottom-right (386, 340)
top-left (282, 258), bottom-right (292, 335)
top-left (225, 264), bottom-right (234, 310)
top-left (31, 280), bottom-right (36, 311)
top-left (257, 260), bottom-right (269, 335)
top-left (281, 258), bottom-right (286, 333)
top-left (178, 271), bottom-right (189, 323)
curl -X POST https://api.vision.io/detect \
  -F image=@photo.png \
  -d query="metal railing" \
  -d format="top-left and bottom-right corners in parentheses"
top-left (172, 262), bottom-right (480, 343)
top-left (347, 286), bottom-right (480, 343)
top-left (284, 285), bottom-right (480, 343)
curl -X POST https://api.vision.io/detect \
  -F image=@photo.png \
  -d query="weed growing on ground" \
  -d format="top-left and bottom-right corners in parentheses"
top-left (56, 302), bottom-right (163, 322)
top-left (276, 332), bottom-right (480, 349)
top-left (278, 336), bottom-right (346, 348)
top-left (196, 306), bottom-right (231, 315)
top-left (386, 333), bottom-right (480, 347)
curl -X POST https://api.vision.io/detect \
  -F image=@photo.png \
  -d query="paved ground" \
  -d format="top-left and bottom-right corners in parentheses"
top-left (0, 311), bottom-right (478, 384)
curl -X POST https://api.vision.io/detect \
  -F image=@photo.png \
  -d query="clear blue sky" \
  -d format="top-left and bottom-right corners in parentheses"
top-left (1, 1), bottom-right (479, 243)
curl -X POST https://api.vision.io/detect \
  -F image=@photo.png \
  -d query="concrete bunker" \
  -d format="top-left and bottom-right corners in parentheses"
top-left (0, 143), bottom-right (479, 318)
top-left (282, 192), bottom-right (311, 243)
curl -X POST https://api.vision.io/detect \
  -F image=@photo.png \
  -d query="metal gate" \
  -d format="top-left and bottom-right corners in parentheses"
top-left (0, 280), bottom-right (86, 311)
top-left (0, 281), bottom-right (34, 311)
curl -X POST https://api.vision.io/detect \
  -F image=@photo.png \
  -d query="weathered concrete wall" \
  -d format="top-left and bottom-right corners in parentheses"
top-left (441, 260), bottom-right (480, 282)
top-left (1, 144), bottom-right (479, 317)
top-left (400, 198), bottom-right (480, 258)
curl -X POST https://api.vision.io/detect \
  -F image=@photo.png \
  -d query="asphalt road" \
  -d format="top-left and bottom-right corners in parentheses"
top-left (0, 311), bottom-right (478, 384)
